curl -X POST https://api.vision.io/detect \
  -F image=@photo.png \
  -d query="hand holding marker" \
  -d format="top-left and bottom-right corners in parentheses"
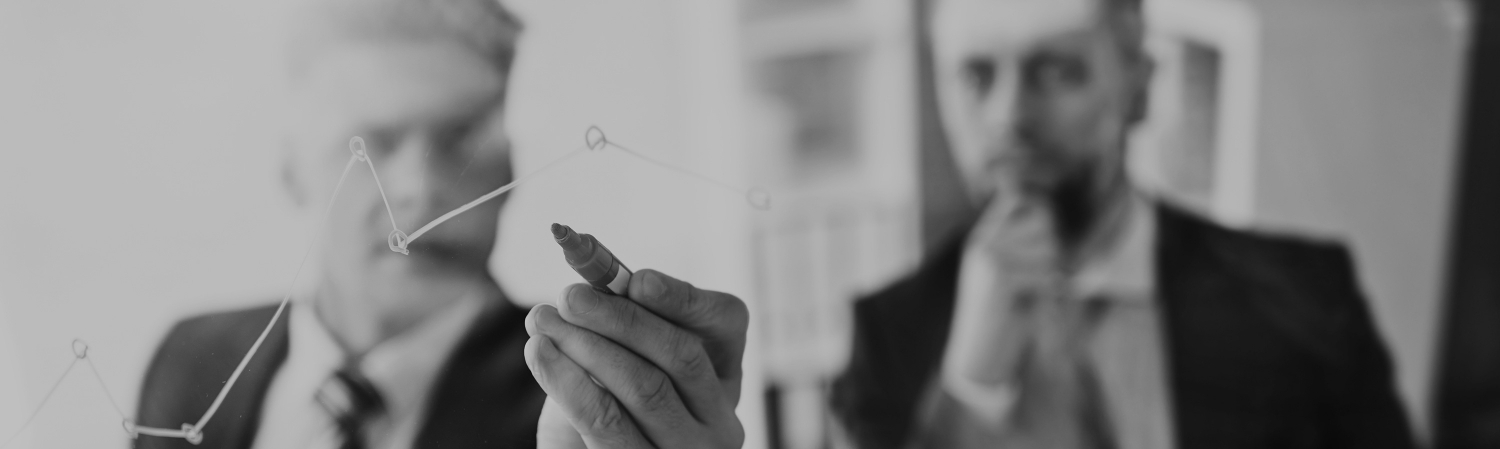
top-left (530, 223), bottom-right (749, 449)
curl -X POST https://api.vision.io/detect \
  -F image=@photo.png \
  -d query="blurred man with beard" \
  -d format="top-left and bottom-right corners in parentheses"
top-left (829, 0), bottom-right (1417, 447)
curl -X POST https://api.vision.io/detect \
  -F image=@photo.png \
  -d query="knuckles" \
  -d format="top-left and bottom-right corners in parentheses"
top-left (583, 393), bottom-right (631, 437)
top-left (667, 332), bottom-right (714, 379)
top-left (634, 269), bottom-right (678, 300)
top-left (629, 269), bottom-right (750, 337)
top-left (693, 290), bottom-right (751, 337)
top-left (631, 370), bottom-right (680, 415)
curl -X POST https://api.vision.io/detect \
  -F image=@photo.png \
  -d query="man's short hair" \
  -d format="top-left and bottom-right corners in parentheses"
top-left (285, 0), bottom-right (525, 77)
top-left (1102, 0), bottom-right (1142, 14)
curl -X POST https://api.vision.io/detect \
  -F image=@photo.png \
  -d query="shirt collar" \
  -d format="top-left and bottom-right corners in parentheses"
top-left (291, 293), bottom-right (484, 423)
top-left (1071, 192), bottom-right (1156, 302)
top-left (360, 295), bottom-right (482, 421)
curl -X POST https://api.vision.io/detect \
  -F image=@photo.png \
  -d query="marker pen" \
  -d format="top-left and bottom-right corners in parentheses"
top-left (551, 223), bottom-right (632, 295)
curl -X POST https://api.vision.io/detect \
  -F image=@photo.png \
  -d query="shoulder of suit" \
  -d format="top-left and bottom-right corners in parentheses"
top-left (169, 303), bottom-right (285, 339)
top-left (155, 303), bottom-right (288, 362)
top-left (1157, 201), bottom-right (1361, 301)
top-left (450, 299), bottom-right (530, 358)
top-left (137, 303), bottom-right (290, 421)
top-left (851, 233), bottom-right (966, 325)
top-left (1165, 201), bottom-right (1352, 261)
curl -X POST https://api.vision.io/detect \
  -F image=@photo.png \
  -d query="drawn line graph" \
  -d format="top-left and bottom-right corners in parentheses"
top-left (0, 126), bottom-right (767, 447)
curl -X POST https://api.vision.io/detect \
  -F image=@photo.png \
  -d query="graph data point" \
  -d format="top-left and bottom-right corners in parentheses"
top-left (3, 127), bottom-right (781, 445)
top-left (183, 424), bottom-right (203, 445)
top-left (746, 188), bottom-right (772, 211)
top-left (388, 230), bottom-right (410, 255)
top-left (349, 136), bottom-right (369, 162)
top-left (585, 126), bottom-right (608, 151)
top-left (71, 339), bottom-right (88, 359)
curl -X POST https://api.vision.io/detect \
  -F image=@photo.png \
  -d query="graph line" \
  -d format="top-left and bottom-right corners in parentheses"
top-left (1, 356), bottom-right (77, 449)
top-left (3, 126), bottom-right (768, 446)
top-left (82, 358), bottom-right (127, 422)
top-left (401, 146), bottom-right (588, 248)
top-left (604, 139), bottom-right (770, 211)
top-left (128, 150), bottom-right (356, 444)
top-left (184, 148), bottom-right (366, 441)
top-left (388, 126), bottom-right (770, 253)
top-left (349, 137), bottom-right (404, 236)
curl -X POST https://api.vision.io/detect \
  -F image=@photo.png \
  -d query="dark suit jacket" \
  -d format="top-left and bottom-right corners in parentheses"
top-left (133, 300), bottom-right (544, 449)
top-left (832, 202), bottom-right (1415, 449)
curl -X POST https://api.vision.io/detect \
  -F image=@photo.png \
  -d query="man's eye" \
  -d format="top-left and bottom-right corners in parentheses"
top-left (1033, 58), bottom-right (1088, 87)
top-left (435, 121), bottom-right (479, 152)
top-left (963, 59), bottom-right (997, 95)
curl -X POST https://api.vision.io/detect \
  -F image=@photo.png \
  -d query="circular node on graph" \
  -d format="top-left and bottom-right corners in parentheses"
top-left (584, 126), bottom-right (608, 151)
top-left (746, 188), bottom-right (772, 211)
top-left (72, 339), bottom-right (89, 359)
top-left (388, 230), bottom-right (410, 255)
top-left (183, 424), bottom-right (203, 445)
top-left (349, 136), bottom-right (369, 161)
top-left (122, 419), bottom-right (139, 439)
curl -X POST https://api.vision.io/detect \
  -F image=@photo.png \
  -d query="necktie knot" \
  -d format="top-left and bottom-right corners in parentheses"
top-left (316, 366), bottom-right (385, 449)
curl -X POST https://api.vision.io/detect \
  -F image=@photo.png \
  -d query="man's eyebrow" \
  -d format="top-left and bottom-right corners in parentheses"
top-left (1023, 40), bottom-right (1091, 64)
top-left (1021, 50), bottom-right (1065, 68)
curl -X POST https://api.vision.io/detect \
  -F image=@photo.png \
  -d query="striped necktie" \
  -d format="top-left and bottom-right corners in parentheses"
top-left (315, 366), bottom-right (386, 449)
top-left (910, 282), bottom-right (1118, 449)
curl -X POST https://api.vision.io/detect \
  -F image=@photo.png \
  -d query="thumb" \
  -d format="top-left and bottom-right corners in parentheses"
top-left (536, 397), bottom-right (587, 449)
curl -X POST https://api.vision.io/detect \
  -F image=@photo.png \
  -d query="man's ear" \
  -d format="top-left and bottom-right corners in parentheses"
top-left (1126, 53), bottom-right (1155, 127)
top-left (1112, 6), bottom-right (1153, 127)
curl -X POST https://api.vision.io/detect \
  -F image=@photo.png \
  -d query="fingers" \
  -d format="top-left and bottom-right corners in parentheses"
top-left (528, 304), bottom-right (705, 447)
top-left (625, 270), bottom-right (749, 394)
top-left (524, 335), bottom-right (653, 449)
top-left (557, 284), bottom-right (727, 421)
top-left (536, 398), bottom-right (587, 449)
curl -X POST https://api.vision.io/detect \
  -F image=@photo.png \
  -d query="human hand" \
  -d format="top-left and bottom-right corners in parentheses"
top-left (940, 189), bottom-right (1060, 407)
top-left (525, 269), bottom-right (749, 449)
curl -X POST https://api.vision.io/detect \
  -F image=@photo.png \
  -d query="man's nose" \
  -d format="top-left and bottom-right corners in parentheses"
top-left (382, 135), bottom-right (438, 221)
top-left (977, 75), bottom-right (1038, 147)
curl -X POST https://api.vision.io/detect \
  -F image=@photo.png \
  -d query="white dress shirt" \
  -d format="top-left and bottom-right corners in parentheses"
top-left (937, 192), bottom-right (1175, 449)
top-left (251, 295), bottom-right (483, 449)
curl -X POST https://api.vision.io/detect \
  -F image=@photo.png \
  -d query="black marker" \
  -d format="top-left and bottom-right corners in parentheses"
top-left (551, 223), bottom-right (632, 295)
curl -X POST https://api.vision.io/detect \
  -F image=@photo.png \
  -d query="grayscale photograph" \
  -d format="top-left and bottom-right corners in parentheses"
top-left (0, 0), bottom-right (1495, 448)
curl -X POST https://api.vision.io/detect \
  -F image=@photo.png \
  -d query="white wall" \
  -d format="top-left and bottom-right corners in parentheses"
top-left (0, 297), bottom-right (38, 449)
top-left (0, 1), bottom-right (297, 446)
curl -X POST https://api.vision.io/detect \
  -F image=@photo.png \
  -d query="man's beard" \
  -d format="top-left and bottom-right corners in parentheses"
top-left (976, 155), bottom-right (1111, 247)
top-left (1048, 171), bottom-right (1098, 246)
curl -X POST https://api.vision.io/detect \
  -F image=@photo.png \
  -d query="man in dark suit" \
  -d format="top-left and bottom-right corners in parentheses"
top-left (133, 0), bottom-right (545, 447)
top-left (831, 0), bottom-right (1416, 447)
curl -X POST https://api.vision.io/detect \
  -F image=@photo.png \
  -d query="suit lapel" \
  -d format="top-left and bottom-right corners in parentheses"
top-left (414, 299), bottom-right (546, 448)
top-left (1155, 204), bottom-right (1336, 367)
top-left (840, 236), bottom-right (966, 447)
top-left (1154, 204), bottom-right (1330, 447)
top-left (204, 306), bottom-right (291, 449)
